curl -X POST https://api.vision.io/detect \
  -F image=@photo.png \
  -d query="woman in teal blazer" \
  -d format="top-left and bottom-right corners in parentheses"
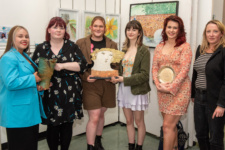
top-left (0, 26), bottom-right (42, 150)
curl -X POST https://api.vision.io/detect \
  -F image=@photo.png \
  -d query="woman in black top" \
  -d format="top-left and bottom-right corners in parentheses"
top-left (191, 20), bottom-right (225, 150)
top-left (32, 17), bottom-right (88, 150)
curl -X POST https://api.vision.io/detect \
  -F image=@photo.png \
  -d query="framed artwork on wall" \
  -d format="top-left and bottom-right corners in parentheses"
top-left (105, 14), bottom-right (120, 43)
top-left (130, 1), bottom-right (179, 48)
top-left (58, 9), bottom-right (80, 42)
top-left (0, 26), bottom-right (11, 44)
top-left (83, 11), bottom-right (103, 38)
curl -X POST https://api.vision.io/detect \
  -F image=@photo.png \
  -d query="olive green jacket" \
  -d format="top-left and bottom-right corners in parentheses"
top-left (119, 45), bottom-right (151, 95)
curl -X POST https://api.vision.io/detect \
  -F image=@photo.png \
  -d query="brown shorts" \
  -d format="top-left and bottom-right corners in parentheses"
top-left (82, 80), bottom-right (116, 110)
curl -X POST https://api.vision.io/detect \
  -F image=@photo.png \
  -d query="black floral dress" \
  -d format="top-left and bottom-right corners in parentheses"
top-left (32, 40), bottom-right (88, 126)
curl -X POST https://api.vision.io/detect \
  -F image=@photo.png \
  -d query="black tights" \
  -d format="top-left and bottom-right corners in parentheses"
top-left (47, 122), bottom-right (73, 150)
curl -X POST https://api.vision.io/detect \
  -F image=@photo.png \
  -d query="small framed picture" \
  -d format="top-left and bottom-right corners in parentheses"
top-left (58, 8), bottom-right (80, 42)
top-left (105, 14), bottom-right (120, 43)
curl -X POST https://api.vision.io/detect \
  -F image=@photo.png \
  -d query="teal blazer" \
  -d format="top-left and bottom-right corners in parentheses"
top-left (0, 48), bottom-right (44, 128)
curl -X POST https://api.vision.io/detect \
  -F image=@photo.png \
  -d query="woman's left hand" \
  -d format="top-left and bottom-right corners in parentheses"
top-left (111, 76), bottom-right (123, 84)
top-left (37, 85), bottom-right (46, 91)
top-left (54, 63), bottom-right (64, 71)
top-left (37, 83), bottom-right (52, 91)
top-left (212, 106), bottom-right (225, 119)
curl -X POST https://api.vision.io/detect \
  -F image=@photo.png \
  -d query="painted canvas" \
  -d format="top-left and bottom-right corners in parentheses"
top-left (83, 11), bottom-right (102, 37)
top-left (130, 1), bottom-right (179, 47)
top-left (59, 9), bottom-right (79, 42)
top-left (0, 26), bottom-right (11, 43)
top-left (105, 14), bottom-right (120, 43)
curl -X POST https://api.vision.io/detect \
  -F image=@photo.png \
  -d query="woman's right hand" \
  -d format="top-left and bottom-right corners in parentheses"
top-left (157, 83), bottom-right (170, 93)
top-left (87, 75), bottom-right (96, 83)
top-left (34, 72), bottom-right (41, 82)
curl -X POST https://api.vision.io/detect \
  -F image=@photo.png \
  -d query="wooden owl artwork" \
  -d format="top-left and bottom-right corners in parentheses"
top-left (90, 48), bottom-right (124, 79)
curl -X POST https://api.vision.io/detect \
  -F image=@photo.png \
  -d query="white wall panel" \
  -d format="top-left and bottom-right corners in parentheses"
top-left (197, 0), bottom-right (213, 45)
top-left (106, 0), bottom-right (115, 14)
top-left (73, 0), bottom-right (85, 10)
top-left (86, 0), bottom-right (96, 11)
top-left (96, 0), bottom-right (106, 13)
top-left (213, 0), bottom-right (224, 21)
top-left (61, 0), bottom-right (73, 9)
top-left (47, 0), bottom-right (61, 20)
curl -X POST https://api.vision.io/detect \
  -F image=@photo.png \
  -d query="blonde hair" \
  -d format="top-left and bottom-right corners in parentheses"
top-left (91, 48), bottom-right (124, 63)
top-left (1, 26), bottom-right (30, 58)
top-left (200, 20), bottom-right (225, 54)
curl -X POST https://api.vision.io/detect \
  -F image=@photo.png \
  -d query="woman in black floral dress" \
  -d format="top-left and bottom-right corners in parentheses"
top-left (32, 17), bottom-right (87, 150)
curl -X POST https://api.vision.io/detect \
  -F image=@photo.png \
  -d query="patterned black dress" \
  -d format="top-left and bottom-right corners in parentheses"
top-left (32, 40), bottom-right (88, 126)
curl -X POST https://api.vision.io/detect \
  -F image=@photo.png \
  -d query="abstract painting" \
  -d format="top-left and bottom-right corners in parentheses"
top-left (59, 9), bottom-right (80, 42)
top-left (130, 1), bottom-right (179, 47)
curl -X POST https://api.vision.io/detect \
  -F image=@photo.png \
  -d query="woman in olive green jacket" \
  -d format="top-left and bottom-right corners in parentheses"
top-left (111, 20), bottom-right (150, 150)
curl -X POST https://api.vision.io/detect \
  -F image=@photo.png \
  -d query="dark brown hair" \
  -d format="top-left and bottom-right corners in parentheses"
top-left (123, 20), bottom-right (143, 49)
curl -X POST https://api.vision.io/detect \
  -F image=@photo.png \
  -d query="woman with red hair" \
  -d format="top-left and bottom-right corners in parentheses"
top-left (152, 15), bottom-right (192, 150)
top-left (32, 17), bottom-right (88, 150)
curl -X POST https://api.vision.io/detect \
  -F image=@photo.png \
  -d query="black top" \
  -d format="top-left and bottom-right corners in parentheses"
top-left (90, 37), bottom-right (106, 51)
top-left (191, 45), bottom-right (225, 110)
top-left (32, 40), bottom-right (88, 126)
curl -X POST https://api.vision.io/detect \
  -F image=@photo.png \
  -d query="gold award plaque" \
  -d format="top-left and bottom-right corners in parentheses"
top-left (158, 66), bottom-right (175, 83)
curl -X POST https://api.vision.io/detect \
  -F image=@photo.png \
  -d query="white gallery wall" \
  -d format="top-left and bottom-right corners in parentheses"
top-left (0, 0), bottom-right (217, 147)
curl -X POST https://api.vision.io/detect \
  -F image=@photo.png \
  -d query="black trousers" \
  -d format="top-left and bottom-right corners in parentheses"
top-left (47, 122), bottom-right (73, 150)
top-left (6, 124), bottom-right (39, 150)
top-left (194, 89), bottom-right (225, 150)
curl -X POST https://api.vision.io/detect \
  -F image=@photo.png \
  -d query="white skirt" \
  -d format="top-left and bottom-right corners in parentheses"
top-left (117, 82), bottom-right (149, 111)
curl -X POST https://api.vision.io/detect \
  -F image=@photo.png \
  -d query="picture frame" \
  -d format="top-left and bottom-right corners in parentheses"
top-left (130, 1), bottom-right (179, 48)
top-left (104, 14), bottom-right (120, 43)
top-left (58, 8), bottom-right (80, 42)
top-left (82, 11), bottom-right (103, 38)
top-left (0, 26), bottom-right (11, 44)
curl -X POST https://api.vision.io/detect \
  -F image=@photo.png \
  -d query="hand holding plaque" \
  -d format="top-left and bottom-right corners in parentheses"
top-left (158, 66), bottom-right (175, 83)
top-left (38, 57), bottom-right (57, 89)
top-left (90, 48), bottom-right (124, 79)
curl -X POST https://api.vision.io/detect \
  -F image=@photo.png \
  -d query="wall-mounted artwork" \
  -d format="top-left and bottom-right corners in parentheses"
top-left (0, 26), bottom-right (11, 44)
top-left (83, 11), bottom-right (102, 37)
top-left (105, 14), bottom-right (120, 43)
top-left (130, 1), bottom-right (179, 47)
top-left (58, 9), bottom-right (80, 42)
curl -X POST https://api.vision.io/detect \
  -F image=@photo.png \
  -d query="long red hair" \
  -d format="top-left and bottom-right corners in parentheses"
top-left (45, 17), bottom-right (70, 42)
top-left (161, 15), bottom-right (186, 47)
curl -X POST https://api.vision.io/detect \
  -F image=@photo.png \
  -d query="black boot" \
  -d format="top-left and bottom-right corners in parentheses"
top-left (94, 135), bottom-right (105, 150)
top-left (128, 143), bottom-right (135, 150)
top-left (87, 144), bottom-right (95, 150)
top-left (135, 144), bottom-right (142, 150)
